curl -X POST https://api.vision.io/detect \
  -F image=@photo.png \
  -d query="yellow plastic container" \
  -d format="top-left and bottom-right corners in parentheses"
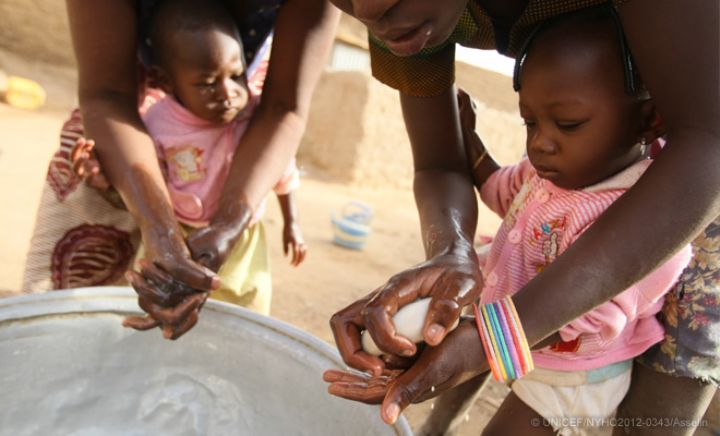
top-left (0, 71), bottom-right (46, 110)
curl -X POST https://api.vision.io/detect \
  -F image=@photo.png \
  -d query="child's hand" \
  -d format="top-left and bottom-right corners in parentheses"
top-left (283, 222), bottom-right (307, 267)
top-left (70, 137), bottom-right (110, 191)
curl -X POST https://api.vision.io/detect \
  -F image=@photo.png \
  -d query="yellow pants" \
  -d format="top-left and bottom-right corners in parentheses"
top-left (135, 222), bottom-right (272, 315)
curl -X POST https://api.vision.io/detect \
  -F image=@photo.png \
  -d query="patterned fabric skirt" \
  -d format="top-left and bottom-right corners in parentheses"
top-left (22, 109), bottom-right (139, 292)
top-left (638, 216), bottom-right (720, 385)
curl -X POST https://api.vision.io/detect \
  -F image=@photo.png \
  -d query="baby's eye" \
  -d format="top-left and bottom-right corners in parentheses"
top-left (231, 72), bottom-right (247, 83)
top-left (556, 120), bottom-right (586, 131)
top-left (522, 119), bottom-right (536, 128)
top-left (195, 81), bottom-right (216, 89)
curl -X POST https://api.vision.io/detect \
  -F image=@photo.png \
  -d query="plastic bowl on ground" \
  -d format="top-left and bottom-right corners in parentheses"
top-left (331, 201), bottom-right (373, 250)
top-left (0, 287), bottom-right (412, 436)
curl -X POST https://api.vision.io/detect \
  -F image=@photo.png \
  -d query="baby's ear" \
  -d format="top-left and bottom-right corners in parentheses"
top-left (149, 66), bottom-right (173, 95)
top-left (639, 99), bottom-right (665, 143)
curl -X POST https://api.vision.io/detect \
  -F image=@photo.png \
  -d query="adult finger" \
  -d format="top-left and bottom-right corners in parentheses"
top-left (380, 364), bottom-right (444, 425)
top-left (422, 296), bottom-right (464, 346)
top-left (141, 261), bottom-right (196, 304)
top-left (422, 270), bottom-right (480, 346)
top-left (322, 369), bottom-right (369, 384)
top-left (125, 269), bottom-right (172, 306)
top-left (324, 371), bottom-right (391, 404)
top-left (154, 256), bottom-right (220, 292)
top-left (122, 315), bottom-right (160, 330)
top-left (362, 280), bottom-right (420, 357)
top-left (329, 298), bottom-right (386, 375)
top-left (137, 293), bottom-right (203, 326)
top-left (165, 307), bottom-right (200, 340)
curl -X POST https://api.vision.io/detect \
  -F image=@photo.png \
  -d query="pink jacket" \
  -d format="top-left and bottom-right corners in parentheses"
top-left (142, 81), bottom-right (299, 227)
top-left (479, 159), bottom-right (691, 371)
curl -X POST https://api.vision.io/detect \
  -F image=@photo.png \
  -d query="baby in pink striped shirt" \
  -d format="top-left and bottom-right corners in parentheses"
top-left (138, 0), bottom-right (307, 314)
top-left (460, 7), bottom-right (691, 435)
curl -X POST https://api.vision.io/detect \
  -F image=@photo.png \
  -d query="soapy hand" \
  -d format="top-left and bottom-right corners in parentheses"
top-left (186, 203), bottom-right (253, 272)
top-left (330, 248), bottom-right (483, 376)
top-left (123, 256), bottom-right (217, 339)
top-left (325, 320), bottom-right (484, 425)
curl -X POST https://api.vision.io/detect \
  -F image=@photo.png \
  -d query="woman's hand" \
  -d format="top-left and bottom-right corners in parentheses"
top-left (123, 220), bottom-right (221, 339)
top-left (186, 203), bottom-right (254, 272)
top-left (330, 246), bottom-right (483, 375)
top-left (324, 320), bottom-right (487, 425)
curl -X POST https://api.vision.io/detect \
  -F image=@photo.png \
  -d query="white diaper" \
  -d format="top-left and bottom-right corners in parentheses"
top-left (511, 360), bottom-right (632, 436)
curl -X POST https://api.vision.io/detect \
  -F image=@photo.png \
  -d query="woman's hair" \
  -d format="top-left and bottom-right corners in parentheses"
top-left (512, 4), bottom-right (646, 98)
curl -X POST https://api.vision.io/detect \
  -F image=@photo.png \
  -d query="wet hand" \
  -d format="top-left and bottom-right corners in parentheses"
top-left (324, 321), bottom-right (483, 424)
top-left (186, 205), bottom-right (253, 272)
top-left (329, 248), bottom-right (483, 375)
top-left (124, 257), bottom-right (215, 339)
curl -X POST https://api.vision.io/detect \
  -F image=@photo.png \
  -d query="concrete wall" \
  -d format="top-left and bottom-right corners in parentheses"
top-left (0, 0), bottom-right (75, 67)
top-left (300, 70), bottom-right (524, 190)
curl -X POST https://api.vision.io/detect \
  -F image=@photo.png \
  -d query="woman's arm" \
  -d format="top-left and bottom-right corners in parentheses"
top-left (187, 0), bottom-right (340, 271)
top-left (66, 1), bottom-right (218, 292)
top-left (330, 85), bottom-right (485, 372)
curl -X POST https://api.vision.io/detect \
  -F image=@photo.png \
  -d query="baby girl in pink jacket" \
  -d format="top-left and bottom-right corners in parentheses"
top-left (459, 7), bottom-right (691, 433)
top-left (138, 0), bottom-right (307, 314)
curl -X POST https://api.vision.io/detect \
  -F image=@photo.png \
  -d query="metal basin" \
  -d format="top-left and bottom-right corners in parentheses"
top-left (0, 287), bottom-right (412, 435)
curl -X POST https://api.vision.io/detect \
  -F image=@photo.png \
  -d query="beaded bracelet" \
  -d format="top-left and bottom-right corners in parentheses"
top-left (472, 296), bottom-right (534, 382)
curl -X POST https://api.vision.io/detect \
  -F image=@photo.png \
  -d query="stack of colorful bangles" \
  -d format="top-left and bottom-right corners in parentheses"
top-left (472, 296), bottom-right (534, 382)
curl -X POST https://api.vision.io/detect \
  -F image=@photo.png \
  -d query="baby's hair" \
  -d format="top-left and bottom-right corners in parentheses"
top-left (146, 0), bottom-right (242, 68)
top-left (512, 4), bottom-right (645, 98)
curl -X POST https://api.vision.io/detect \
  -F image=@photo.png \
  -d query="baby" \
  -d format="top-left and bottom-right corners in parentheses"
top-left (138, 0), bottom-right (307, 315)
top-left (460, 6), bottom-right (691, 435)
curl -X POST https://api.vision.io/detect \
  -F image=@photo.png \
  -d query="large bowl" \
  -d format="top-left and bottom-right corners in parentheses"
top-left (0, 287), bottom-right (412, 435)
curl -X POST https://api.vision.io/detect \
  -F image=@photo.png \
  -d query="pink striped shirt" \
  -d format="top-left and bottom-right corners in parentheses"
top-left (479, 158), bottom-right (691, 371)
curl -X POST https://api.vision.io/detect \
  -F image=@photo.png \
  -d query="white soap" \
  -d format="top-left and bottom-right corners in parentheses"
top-left (361, 298), bottom-right (460, 356)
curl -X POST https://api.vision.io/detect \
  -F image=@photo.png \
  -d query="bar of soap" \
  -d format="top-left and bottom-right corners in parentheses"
top-left (361, 298), bottom-right (460, 356)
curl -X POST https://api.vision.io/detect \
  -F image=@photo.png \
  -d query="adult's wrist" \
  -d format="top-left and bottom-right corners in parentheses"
top-left (210, 198), bottom-right (253, 230)
top-left (454, 320), bottom-right (489, 376)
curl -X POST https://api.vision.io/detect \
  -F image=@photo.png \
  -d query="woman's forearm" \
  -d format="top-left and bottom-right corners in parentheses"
top-left (401, 88), bottom-right (479, 259)
top-left (215, 0), bottom-right (340, 222)
top-left (67, 0), bottom-right (178, 233)
top-left (79, 95), bottom-right (177, 233)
